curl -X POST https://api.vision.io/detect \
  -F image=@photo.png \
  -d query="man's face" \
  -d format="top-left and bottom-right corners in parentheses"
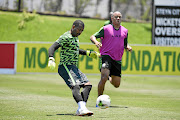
top-left (71, 25), bottom-right (84, 37)
top-left (111, 12), bottom-right (122, 25)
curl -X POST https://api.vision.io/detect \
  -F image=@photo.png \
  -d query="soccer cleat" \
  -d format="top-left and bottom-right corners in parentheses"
top-left (76, 108), bottom-right (93, 116)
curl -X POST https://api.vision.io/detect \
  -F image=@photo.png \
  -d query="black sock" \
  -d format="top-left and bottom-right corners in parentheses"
top-left (81, 85), bottom-right (92, 102)
top-left (72, 85), bottom-right (83, 103)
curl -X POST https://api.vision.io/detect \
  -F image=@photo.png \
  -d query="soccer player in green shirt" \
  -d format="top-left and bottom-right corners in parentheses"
top-left (48, 20), bottom-right (100, 116)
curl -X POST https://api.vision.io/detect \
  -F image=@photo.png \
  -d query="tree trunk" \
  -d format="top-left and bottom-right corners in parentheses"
top-left (54, 0), bottom-right (63, 12)
top-left (140, 0), bottom-right (146, 19)
top-left (18, 0), bottom-right (21, 12)
top-left (5, 0), bottom-right (9, 9)
top-left (74, 0), bottom-right (78, 14)
top-left (108, 0), bottom-right (112, 14)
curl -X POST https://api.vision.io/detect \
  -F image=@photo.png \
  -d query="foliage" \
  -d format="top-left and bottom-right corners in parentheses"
top-left (58, 10), bottom-right (66, 15)
top-left (74, 0), bottom-right (92, 15)
top-left (126, 15), bottom-right (137, 22)
top-left (141, 7), bottom-right (151, 21)
top-left (18, 10), bottom-right (37, 30)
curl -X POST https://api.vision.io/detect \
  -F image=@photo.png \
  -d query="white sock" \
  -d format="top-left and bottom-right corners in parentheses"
top-left (83, 101), bottom-right (86, 105)
top-left (77, 101), bottom-right (86, 110)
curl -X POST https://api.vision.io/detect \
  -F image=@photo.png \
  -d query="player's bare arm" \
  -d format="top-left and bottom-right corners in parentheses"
top-left (48, 42), bottom-right (61, 70)
top-left (90, 35), bottom-right (102, 49)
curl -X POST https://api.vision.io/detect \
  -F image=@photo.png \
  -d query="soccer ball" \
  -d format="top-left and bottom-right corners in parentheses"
top-left (96, 95), bottom-right (111, 108)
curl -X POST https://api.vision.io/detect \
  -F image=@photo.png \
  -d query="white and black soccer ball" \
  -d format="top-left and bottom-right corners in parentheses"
top-left (96, 95), bottom-right (111, 108)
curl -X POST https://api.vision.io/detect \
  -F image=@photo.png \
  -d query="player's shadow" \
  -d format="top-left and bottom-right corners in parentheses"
top-left (56, 113), bottom-right (75, 116)
top-left (46, 113), bottom-right (75, 116)
top-left (109, 106), bottom-right (128, 108)
top-left (55, 113), bottom-right (92, 117)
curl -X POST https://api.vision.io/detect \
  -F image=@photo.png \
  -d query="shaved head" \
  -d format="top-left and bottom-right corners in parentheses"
top-left (111, 11), bottom-right (122, 29)
top-left (111, 11), bottom-right (122, 18)
top-left (73, 20), bottom-right (84, 29)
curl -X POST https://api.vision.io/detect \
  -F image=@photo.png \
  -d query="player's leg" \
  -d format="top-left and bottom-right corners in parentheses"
top-left (99, 56), bottom-right (112, 82)
top-left (58, 65), bottom-right (84, 103)
top-left (81, 84), bottom-right (92, 102)
top-left (77, 68), bottom-right (92, 103)
top-left (72, 85), bottom-right (93, 116)
top-left (109, 60), bottom-right (121, 88)
top-left (72, 66), bottom-right (93, 116)
top-left (58, 65), bottom-right (93, 116)
top-left (98, 55), bottom-right (111, 96)
top-left (98, 68), bottom-right (110, 96)
top-left (111, 75), bottom-right (121, 88)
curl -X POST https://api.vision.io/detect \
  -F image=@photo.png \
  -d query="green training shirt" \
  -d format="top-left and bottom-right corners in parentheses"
top-left (104, 20), bottom-right (111, 26)
top-left (94, 27), bottom-right (104, 38)
top-left (56, 31), bottom-right (79, 66)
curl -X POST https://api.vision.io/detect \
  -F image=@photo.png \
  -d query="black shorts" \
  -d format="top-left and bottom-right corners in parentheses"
top-left (101, 55), bottom-right (121, 77)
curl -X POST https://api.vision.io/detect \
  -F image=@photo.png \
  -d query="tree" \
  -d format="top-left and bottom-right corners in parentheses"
top-left (121, 0), bottom-right (131, 18)
top-left (108, 0), bottom-right (112, 14)
top-left (113, 0), bottom-right (131, 19)
top-left (140, 0), bottom-right (151, 21)
top-left (54, 0), bottom-right (63, 12)
top-left (38, 0), bottom-right (44, 12)
top-left (17, 0), bottom-right (21, 12)
top-left (94, 0), bottom-right (102, 16)
top-left (140, 0), bottom-right (147, 17)
top-left (74, 0), bottom-right (92, 16)
top-left (5, 0), bottom-right (9, 9)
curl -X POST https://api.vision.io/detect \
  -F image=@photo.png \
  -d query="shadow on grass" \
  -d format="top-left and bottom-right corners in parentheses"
top-left (109, 106), bottom-right (128, 108)
top-left (89, 105), bottom-right (128, 108)
top-left (143, 25), bottom-right (151, 32)
top-left (46, 106), bottom-right (128, 116)
top-left (56, 113), bottom-right (75, 116)
top-left (46, 113), bottom-right (75, 116)
top-left (46, 113), bottom-right (95, 118)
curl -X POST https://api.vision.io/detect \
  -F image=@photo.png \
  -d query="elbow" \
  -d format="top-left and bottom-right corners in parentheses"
top-left (90, 35), bottom-right (95, 40)
top-left (90, 35), bottom-right (96, 44)
top-left (90, 35), bottom-right (93, 41)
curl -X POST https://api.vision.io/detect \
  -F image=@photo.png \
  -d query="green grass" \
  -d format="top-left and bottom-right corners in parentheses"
top-left (0, 11), bottom-right (151, 44)
top-left (0, 74), bottom-right (180, 120)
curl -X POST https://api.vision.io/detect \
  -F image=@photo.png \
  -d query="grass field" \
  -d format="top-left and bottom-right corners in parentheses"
top-left (0, 11), bottom-right (151, 44)
top-left (0, 74), bottom-right (180, 120)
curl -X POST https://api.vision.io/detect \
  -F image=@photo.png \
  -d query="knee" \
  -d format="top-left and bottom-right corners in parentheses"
top-left (112, 77), bottom-right (121, 88)
top-left (85, 82), bottom-right (91, 86)
top-left (113, 83), bottom-right (120, 88)
top-left (101, 74), bottom-right (109, 83)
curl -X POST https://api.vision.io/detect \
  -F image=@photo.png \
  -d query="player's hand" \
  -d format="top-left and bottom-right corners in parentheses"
top-left (126, 45), bottom-right (132, 52)
top-left (95, 42), bottom-right (102, 49)
top-left (48, 57), bottom-right (56, 70)
top-left (87, 50), bottom-right (100, 59)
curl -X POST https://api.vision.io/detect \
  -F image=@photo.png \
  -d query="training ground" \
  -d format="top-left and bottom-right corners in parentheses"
top-left (0, 74), bottom-right (180, 120)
